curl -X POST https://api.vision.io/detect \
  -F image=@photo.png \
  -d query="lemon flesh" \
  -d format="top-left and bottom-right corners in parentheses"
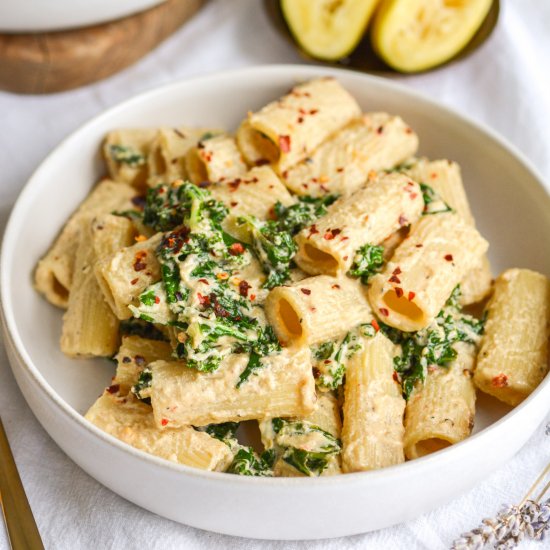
top-left (371, 0), bottom-right (493, 72)
top-left (281, 0), bottom-right (381, 61)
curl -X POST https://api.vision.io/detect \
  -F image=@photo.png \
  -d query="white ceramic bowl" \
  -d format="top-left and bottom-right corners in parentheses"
top-left (2, 65), bottom-right (550, 541)
top-left (0, 0), bottom-right (165, 33)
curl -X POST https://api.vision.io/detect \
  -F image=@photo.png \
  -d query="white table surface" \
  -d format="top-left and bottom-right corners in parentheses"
top-left (1, 1), bottom-right (549, 548)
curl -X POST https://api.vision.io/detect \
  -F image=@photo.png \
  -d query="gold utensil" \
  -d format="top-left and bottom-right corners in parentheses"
top-left (0, 417), bottom-right (45, 550)
top-left (264, 0), bottom-right (500, 74)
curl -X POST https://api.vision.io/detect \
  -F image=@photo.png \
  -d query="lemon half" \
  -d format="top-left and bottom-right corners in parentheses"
top-left (371, 0), bottom-right (494, 72)
top-left (281, 0), bottom-right (381, 61)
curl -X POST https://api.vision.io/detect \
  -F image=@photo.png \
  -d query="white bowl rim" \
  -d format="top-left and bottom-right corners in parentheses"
top-left (2, 64), bottom-right (549, 488)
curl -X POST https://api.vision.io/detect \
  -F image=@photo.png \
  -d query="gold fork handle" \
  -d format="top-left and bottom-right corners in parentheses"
top-left (0, 417), bottom-right (45, 550)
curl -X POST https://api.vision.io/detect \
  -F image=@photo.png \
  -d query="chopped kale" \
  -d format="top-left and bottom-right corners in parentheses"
top-left (109, 144), bottom-right (145, 167)
top-left (236, 326), bottom-right (281, 387)
top-left (238, 215), bottom-right (297, 289)
top-left (204, 422), bottom-right (239, 442)
top-left (420, 183), bottom-right (454, 216)
top-left (349, 243), bottom-right (385, 284)
top-left (143, 182), bottom-right (228, 233)
top-left (273, 194), bottom-right (338, 235)
top-left (313, 323), bottom-right (377, 390)
top-left (131, 367), bottom-right (152, 403)
top-left (381, 285), bottom-right (485, 399)
top-left (226, 447), bottom-right (275, 477)
top-left (270, 419), bottom-right (341, 477)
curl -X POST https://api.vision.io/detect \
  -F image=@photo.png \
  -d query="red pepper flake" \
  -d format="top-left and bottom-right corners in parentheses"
top-left (282, 170), bottom-right (289, 179)
top-left (371, 319), bottom-right (380, 332)
top-left (395, 287), bottom-right (404, 298)
top-left (250, 294), bottom-right (256, 301)
top-left (279, 135), bottom-right (291, 153)
top-left (379, 308), bottom-right (389, 316)
top-left (392, 267), bottom-right (402, 275)
top-left (238, 280), bottom-right (251, 297)
top-left (230, 201), bottom-right (238, 207)
top-left (341, 236), bottom-right (349, 241)
top-left (161, 419), bottom-right (169, 427)
top-left (323, 228), bottom-right (341, 240)
top-left (336, 167), bottom-right (344, 173)
top-left (297, 117), bottom-right (304, 124)
top-left (130, 277), bottom-right (139, 285)
top-left (410, 193), bottom-right (418, 200)
top-left (309, 109), bottom-right (319, 115)
top-left (197, 278), bottom-right (209, 285)
top-left (343, 255), bottom-right (348, 261)
top-left (444, 254), bottom-right (453, 262)
top-left (197, 293), bottom-right (210, 307)
top-left (430, 172), bottom-right (438, 179)
top-left (491, 374), bottom-right (508, 388)
top-left (376, 126), bottom-right (384, 134)
top-left (408, 291), bottom-right (416, 301)
top-left (106, 384), bottom-right (120, 394)
top-left (331, 284), bottom-right (341, 289)
top-left (389, 275), bottom-right (401, 284)
top-left (229, 243), bottom-right (245, 256)
top-left (307, 224), bottom-right (319, 238)
top-left (133, 251), bottom-right (147, 272)
top-left (255, 159), bottom-right (269, 166)
top-left (405, 127), bottom-right (413, 134)
top-left (228, 179), bottom-right (242, 191)
top-left (300, 288), bottom-right (311, 295)
top-left (398, 214), bottom-right (408, 227)
top-left (415, 244), bottom-right (423, 248)
top-left (393, 371), bottom-right (399, 382)
top-left (154, 296), bottom-right (160, 304)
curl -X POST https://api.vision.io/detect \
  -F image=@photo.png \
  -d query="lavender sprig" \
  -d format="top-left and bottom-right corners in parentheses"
top-left (451, 498), bottom-right (550, 549)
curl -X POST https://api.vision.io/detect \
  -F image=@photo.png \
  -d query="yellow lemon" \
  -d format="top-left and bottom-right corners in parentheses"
top-left (371, 0), bottom-right (494, 72)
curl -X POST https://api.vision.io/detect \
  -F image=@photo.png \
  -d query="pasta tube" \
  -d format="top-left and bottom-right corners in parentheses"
top-left (405, 158), bottom-right (492, 305)
top-left (237, 77), bottom-right (360, 172)
top-left (342, 332), bottom-right (405, 472)
top-left (474, 269), bottom-right (550, 406)
top-left (368, 213), bottom-right (488, 332)
top-left (85, 391), bottom-right (233, 471)
top-left (150, 346), bottom-right (316, 427)
top-left (209, 166), bottom-right (295, 221)
top-left (114, 335), bottom-right (173, 395)
top-left (258, 392), bottom-right (342, 477)
top-left (265, 275), bottom-right (372, 346)
top-left (96, 233), bottom-right (163, 320)
top-left (404, 342), bottom-right (476, 459)
top-left (283, 113), bottom-right (418, 197)
top-left (34, 180), bottom-right (136, 308)
top-left (294, 172), bottom-right (423, 276)
top-left (103, 129), bottom-right (158, 189)
top-left (186, 134), bottom-right (248, 184)
top-left (60, 219), bottom-right (120, 357)
top-left (147, 127), bottom-right (220, 187)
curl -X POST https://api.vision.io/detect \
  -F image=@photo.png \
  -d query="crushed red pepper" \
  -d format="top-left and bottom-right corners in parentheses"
top-left (300, 288), bottom-right (312, 295)
top-left (279, 135), bottom-right (291, 153)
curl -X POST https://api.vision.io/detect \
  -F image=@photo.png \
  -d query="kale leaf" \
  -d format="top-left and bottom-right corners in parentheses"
top-left (273, 195), bottom-right (338, 235)
top-left (226, 447), bottom-right (276, 477)
top-left (131, 367), bottom-right (152, 403)
top-left (381, 285), bottom-right (485, 399)
top-left (420, 183), bottom-right (454, 216)
top-left (109, 144), bottom-right (145, 167)
top-left (349, 243), bottom-right (385, 284)
top-left (143, 182), bottom-right (228, 233)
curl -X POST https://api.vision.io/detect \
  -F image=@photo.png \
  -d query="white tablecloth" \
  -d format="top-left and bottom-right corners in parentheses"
top-left (1, 1), bottom-right (549, 548)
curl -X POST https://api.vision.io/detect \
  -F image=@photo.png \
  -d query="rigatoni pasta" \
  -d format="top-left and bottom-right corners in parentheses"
top-left (294, 172), bottom-right (424, 276)
top-left (283, 113), bottom-right (418, 197)
top-left (368, 213), bottom-right (488, 332)
top-left (474, 269), bottom-right (550, 406)
top-left (34, 77), bottom-right (549, 478)
top-left (237, 77), bottom-right (360, 172)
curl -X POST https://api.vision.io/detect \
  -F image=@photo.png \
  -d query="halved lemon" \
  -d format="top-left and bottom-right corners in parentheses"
top-left (281, 0), bottom-right (381, 61)
top-left (371, 0), bottom-right (493, 72)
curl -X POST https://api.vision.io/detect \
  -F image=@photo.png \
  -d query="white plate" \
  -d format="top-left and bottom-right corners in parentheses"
top-left (2, 65), bottom-right (550, 540)
top-left (0, 0), bottom-right (165, 33)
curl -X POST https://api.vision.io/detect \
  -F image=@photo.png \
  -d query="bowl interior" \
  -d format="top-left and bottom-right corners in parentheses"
top-left (3, 66), bottom-right (549, 439)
